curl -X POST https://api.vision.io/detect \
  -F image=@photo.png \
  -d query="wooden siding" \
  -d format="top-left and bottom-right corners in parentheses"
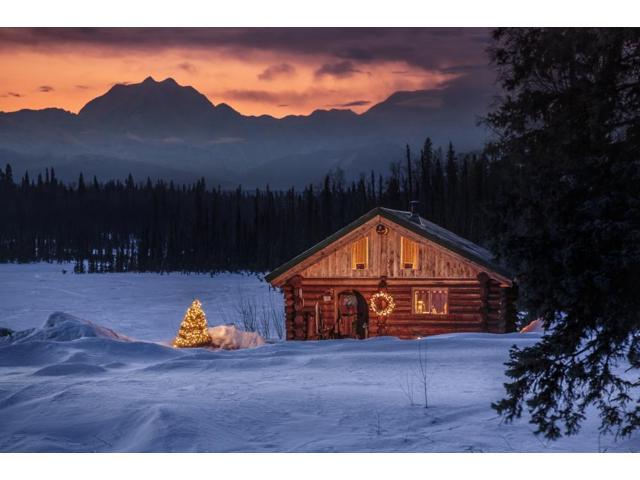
top-left (283, 276), bottom-right (517, 340)
top-left (298, 216), bottom-right (482, 281)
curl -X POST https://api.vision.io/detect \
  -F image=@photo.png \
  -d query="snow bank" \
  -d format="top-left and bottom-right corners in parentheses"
top-left (0, 314), bottom-right (636, 452)
top-left (4, 312), bottom-right (130, 344)
top-left (208, 324), bottom-right (265, 350)
top-left (0, 312), bottom-right (178, 368)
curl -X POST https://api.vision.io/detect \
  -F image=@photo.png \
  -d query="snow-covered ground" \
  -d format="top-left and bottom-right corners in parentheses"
top-left (0, 263), bottom-right (638, 452)
top-left (0, 262), bottom-right (281, 341)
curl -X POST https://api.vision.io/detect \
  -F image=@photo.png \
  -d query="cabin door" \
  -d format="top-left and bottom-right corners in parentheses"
top-left (337, 291), bottom-right (369, 339)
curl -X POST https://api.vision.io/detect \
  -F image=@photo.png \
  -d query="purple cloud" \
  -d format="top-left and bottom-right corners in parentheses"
top-left (177, 62), bottom-right (197, 74)
top-left (222, 89), bottom-right (280, 103)
top-left (314, 61), bottom-right (361, 79)
top-left (331, 100), bottom-right (371, 107)
top-left (0, 28), bottom-right (490, 72)
top-left (258, 63), bottom-right (295, 81)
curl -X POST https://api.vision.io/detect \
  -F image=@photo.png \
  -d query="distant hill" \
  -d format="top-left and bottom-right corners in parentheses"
top-left (0, 77), bottom-right (490, 188)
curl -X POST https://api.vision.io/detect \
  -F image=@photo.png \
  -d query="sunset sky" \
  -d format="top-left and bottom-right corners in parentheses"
top-left (0, 28), bottom-right (493, 117)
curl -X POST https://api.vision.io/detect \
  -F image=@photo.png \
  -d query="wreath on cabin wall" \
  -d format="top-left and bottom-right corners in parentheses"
top-left (369, 292), bottom-right (396, 317)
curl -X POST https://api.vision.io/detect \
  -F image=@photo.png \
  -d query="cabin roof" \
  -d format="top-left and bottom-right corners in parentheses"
top-left (264, 207), bottom-right (514, 284)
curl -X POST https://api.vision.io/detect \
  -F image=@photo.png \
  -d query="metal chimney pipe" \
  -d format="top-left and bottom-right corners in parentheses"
top-left (409, 200), bottom-right (420, 222)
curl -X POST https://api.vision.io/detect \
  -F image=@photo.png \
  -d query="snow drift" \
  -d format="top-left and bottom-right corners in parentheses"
top-left (0, 265), bottom-right (636, 453)
top-left (2, 312), bottom-right (130, 344)
top-left (208, 324), bottom-right (265, 350)
top-left (0, 313), bottom-right (178, 368)
top-left (1, 312), bottom-right (636, 452)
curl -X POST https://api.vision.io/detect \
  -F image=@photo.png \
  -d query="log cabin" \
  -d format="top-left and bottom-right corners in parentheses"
top-left (265, 204), bottom-right (517, 340)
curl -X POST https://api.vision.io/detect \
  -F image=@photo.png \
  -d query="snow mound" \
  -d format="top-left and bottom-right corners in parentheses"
top-left (4, 312), bottom-right (130, 344)
top-left (207, 324), bottom-right (265, 350)
top-left (520, 318), bottom-right (545, 333)
top-left (0, 313), bottom-right (180, 368)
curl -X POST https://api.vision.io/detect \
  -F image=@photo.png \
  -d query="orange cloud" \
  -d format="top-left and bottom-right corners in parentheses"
top-left (0, 28), bottom-right (480, 116)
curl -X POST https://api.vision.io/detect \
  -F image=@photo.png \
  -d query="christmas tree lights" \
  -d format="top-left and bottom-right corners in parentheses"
top-left (173, 299), bottom-right (211, 348)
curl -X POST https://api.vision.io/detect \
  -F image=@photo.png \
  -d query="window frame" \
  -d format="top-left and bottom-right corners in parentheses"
top-left (412, 287), bottom-right (449, 315)
top-left (400, 236), bottom-right (418, 269)
top-left (350, 236), bottom-right (369, 270)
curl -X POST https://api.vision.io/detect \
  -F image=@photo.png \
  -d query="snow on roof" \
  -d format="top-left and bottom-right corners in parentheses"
top-left (380, 207), bottom-right (502, 270)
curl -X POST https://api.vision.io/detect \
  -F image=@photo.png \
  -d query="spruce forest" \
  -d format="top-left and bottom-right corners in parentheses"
top-left (0, 139), bottom-right (505, 274)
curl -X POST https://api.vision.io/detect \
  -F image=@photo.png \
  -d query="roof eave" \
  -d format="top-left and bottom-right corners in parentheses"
top-left (264, 207), bottom-right (383, 284)
top-left (377, 209), bottom-right (515, 283)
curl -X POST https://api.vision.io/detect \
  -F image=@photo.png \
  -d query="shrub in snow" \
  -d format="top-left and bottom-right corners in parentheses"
top-left (520, 319), bottom-right (544, 333)
top-left (0, 327), bottom-right (13, 337)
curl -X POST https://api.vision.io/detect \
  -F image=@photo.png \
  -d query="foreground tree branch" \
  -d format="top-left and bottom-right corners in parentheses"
top-left (486, 27), bottom-right (640, 439)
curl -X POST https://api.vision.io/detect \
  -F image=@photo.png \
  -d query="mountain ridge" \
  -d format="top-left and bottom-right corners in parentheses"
top-left (0, 76), bottom-right (490, 188)
top-left (1, 77), bottom-right (441, 121)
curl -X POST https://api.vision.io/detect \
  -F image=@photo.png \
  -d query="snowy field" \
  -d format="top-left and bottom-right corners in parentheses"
top-left (0, 262), bottom-right (281, 342)
top-left (0, 263), bottom-right (638, 453)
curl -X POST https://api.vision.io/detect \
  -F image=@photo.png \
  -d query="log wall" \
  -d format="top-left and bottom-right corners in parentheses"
top-left (282, 275), bottom-right (517, 340)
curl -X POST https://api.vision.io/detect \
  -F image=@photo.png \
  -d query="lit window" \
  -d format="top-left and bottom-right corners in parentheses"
top-left (401, 236), bottom-right (417, 269)
top-left (351, 237), bottom-right (368, 269)
top-left (414, 288), bottom-right (448, 315)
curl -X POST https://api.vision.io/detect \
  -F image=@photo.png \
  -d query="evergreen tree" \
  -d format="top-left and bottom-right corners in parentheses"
top-left (432, 150), bottom-right (445, 225)
top-left (488, 28), bottom-right (640, 439)
top-left (4, 164), bottom-right (13, 186)
top-left (405, 144), bottom-right (413, 202)
top-left (459, 156), bottom-right (470, 237)
top-left (445, 142), bottom-right (458, 230)
top-left (420, 138), bottom-right (433, 218)
top-left (78, 173), bottom-right (86, 196)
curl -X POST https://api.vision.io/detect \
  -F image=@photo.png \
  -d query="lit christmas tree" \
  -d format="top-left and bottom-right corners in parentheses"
top-left (173, 299), bottom-right (211, 348)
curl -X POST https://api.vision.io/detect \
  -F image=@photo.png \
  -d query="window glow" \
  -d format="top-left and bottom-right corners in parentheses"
top-left (351, 237), bottom-right (368, 270)
top-left (401, 236), bottom-right (417, 269)
top-left (413, 288), bottom-right (448, 315)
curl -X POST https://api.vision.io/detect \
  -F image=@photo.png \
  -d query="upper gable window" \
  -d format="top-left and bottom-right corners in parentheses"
top-left (351, 237), bottom-right (369, 270)
top-left (401, 236), bottom-right (418, 269)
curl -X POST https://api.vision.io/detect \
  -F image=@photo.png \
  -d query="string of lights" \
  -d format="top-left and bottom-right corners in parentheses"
top-left (173, 299), bottom-right (211, 348)
top-left (369, 292), bottom-right (395, 317)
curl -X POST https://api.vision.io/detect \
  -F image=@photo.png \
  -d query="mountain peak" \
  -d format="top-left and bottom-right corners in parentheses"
top-left (139, 76), bottom-right (180, 87)
top-left (140, 76), bottom-right (179, 86)
top-left (78, 76), bottom-right (220, 133)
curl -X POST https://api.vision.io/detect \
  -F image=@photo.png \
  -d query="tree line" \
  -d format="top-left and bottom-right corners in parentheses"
top-left (0, 139), bottom-right (504, 274)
